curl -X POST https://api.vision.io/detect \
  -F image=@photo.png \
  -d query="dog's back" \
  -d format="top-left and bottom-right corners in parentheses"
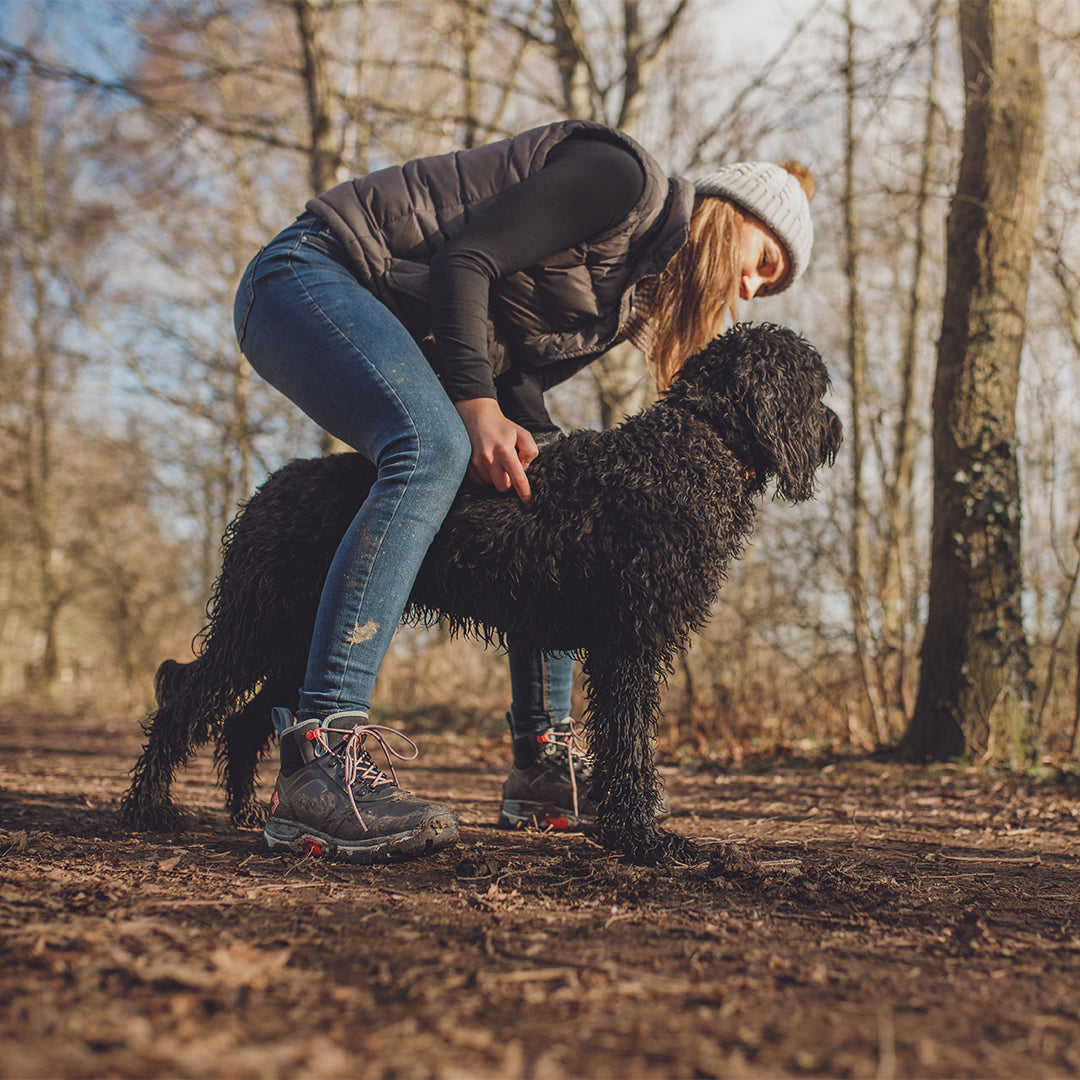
top-left (412, 410), bottom-right (755, 653)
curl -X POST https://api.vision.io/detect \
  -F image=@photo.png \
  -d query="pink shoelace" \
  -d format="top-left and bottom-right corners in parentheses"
top-left (537, 717), bottom-right (592, 818)
top-left (312, 713), bottom-right (419, 831)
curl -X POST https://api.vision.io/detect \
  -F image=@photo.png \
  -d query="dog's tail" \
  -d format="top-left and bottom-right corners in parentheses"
top-left (153, 658), bottom-right (190, 707)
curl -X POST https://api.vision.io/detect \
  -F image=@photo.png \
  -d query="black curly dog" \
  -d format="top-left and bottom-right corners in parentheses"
top-left (121, 322), bottom-right (841, 865)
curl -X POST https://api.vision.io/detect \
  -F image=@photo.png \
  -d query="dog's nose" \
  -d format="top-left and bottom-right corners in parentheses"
top-left (823, 408), bottom-right (844, 463)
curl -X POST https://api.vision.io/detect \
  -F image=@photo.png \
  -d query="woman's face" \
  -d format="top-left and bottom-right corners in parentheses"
top-left (738, 216), bottom-right (789, 300)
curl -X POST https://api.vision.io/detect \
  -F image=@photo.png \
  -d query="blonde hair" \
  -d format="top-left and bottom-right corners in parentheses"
top-left (644, 195), bottom-right (742, 392)
top-left (643, 160), bottom-right (815, 392)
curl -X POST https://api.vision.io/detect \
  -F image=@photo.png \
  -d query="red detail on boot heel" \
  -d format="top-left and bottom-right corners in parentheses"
top-left (300, 837), bottom-right (325, 857)
top-left (545, 816), bottom-right (571, 830)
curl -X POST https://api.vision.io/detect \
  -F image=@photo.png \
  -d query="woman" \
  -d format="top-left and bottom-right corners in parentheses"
top-left (233, 119), bottom-right (814, 863)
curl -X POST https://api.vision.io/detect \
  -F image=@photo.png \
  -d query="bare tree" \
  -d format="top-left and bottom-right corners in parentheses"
top-left (1035, 209), bottom-right (1080, 749)
top-left (0, 24), bottom-right (198, 699)
top-left (2, 55), bottom-right (116, 693)
top-left (542, 0), bottom-right (692, 427)
top-left (841, 0), bottom-right (949, 746)
top-left (841, 0), bottom-right (883, 742)
top-left (880, 0), bottom-right (946, 730)
top-left (906, 0), bottom-right (1045, 762)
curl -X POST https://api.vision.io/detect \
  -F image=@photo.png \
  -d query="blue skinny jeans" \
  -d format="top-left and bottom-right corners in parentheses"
top-left (507, 643), bottom-right (574, 735)
top-left (234, 215), bottom-right (573, 731)
top-left (234, 215), bottom-right (471, 719)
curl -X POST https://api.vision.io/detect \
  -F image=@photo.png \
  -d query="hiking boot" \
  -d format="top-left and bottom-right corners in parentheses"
top-left (496, 717), bottom-right (670, 832)
top-left (263, 708), bottom-right (459, 863)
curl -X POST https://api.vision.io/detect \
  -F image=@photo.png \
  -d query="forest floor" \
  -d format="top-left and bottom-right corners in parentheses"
top-left (2, 701), bottom-right (1080, 1079)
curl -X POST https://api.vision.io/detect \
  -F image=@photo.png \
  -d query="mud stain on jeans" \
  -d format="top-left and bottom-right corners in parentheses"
top-left (346, 620), bottom-right (379, 645)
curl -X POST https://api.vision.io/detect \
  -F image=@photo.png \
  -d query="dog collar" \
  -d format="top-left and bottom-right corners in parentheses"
top-left (687, 415), bottom-right (756, 484)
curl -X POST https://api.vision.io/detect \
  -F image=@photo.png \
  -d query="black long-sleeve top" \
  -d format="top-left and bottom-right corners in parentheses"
top-left (428, 137), bottom-right (646, 420)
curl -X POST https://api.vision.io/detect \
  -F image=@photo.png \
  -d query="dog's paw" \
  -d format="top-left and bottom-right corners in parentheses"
top-left (231, 802), bottom-right (269, 830)
top-left (118, 798), bottom-right (186, 832)
top-left (657, 831), bottom-right (702, 866)
top-left (599, 824), bottom-right (702, 866)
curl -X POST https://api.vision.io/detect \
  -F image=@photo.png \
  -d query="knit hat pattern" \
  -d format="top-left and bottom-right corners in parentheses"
top-left (694, 162), bottom-right (813, 290)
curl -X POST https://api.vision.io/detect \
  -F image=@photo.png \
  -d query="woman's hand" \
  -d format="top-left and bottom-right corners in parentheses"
top-left (454, 397), bottom-right (538, 506)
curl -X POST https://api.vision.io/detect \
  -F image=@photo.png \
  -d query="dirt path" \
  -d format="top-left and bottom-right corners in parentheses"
top-left (2, 702), bottom-right (1080, 1079)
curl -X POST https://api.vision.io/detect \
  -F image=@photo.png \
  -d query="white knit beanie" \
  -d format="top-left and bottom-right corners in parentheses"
top-left (693, 162), bottom-right (814, 290)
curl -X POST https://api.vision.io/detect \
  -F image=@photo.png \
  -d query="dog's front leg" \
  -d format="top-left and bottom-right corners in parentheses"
top-left (581, 646), bottom-right (699, 866)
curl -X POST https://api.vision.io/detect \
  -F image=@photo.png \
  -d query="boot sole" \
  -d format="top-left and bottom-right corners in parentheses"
top-left (264, 814), bottom-right (459, 864)
top-left (497, 799), bottom-right (596, 832)
top-left (496, 800), bottom-right (670, 833)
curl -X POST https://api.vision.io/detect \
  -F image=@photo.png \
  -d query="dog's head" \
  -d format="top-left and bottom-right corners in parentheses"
top-left (664, 322), bottom-right (843, 501)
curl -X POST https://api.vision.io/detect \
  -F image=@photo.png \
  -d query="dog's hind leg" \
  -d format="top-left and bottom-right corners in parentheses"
top-left (581, 646), bottom-right (701, 866)
top-left (120, 658), bottom-right (206, 831)
top-left (121, 650), bottom-right (258, 831)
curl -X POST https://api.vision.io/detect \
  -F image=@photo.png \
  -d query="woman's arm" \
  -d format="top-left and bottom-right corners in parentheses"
top-left (430, 137), bottom-right (645, 402)
top-left (430, 137), bottom-right (645, 500)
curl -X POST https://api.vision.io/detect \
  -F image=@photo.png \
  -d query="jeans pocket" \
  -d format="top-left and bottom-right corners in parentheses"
top-left (233, 248), bottom-right (264, 350)
top-left (299, 229), bottom-right (339, 257)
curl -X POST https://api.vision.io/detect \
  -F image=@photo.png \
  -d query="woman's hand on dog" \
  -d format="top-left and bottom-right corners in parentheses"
top-left (455, 397), bottom-right (537, 506)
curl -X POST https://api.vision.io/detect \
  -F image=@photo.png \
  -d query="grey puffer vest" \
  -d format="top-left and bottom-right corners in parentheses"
top-left (306, 120), bottom-right (695, 381)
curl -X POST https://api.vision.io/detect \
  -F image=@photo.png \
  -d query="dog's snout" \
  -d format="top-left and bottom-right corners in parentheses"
top-left (822, 407), bottom-right (843, 465)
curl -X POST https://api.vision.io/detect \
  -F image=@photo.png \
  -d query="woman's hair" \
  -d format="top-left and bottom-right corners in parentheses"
top-left (644, 195), bottom-right (742, 393)
top-left (644, 160), bottom-right (815, 392)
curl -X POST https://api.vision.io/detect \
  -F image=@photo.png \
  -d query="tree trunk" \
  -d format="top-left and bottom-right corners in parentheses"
top-left (293, 0), bottom-right (344, 196)
top-left (841, 1), bottom-right (889, 745)
top-left (906, 0), bottom-right (1044, 762)
top-left (22, 68), bottom-right (64, 697)
top-left (593, 341), bottom-right (652, 429)
top-left (293, 0), bottom-right (353, 455)
top-left (881, 0), bottom-right (944, 726)
top-left (547, 0), bottom-right (690, 428)
top-left (550, 0), bottom-right (594, 119)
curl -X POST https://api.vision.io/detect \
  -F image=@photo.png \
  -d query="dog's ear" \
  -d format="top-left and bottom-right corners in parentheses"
top-left (671, 323), bottom-right (842, 501)
top-left (735, 324), bottom-right (842, 501)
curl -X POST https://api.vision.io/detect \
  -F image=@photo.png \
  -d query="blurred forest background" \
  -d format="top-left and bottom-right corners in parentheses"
top-left (0, 0), bottom-right (1076, 766)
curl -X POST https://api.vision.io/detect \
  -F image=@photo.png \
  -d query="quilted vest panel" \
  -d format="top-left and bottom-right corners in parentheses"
top-left (307, 121), bottom-right (694, 379)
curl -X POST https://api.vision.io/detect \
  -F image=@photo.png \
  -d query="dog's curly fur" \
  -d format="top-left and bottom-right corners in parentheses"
top-left (121, 323), bottom-right (842, 865)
